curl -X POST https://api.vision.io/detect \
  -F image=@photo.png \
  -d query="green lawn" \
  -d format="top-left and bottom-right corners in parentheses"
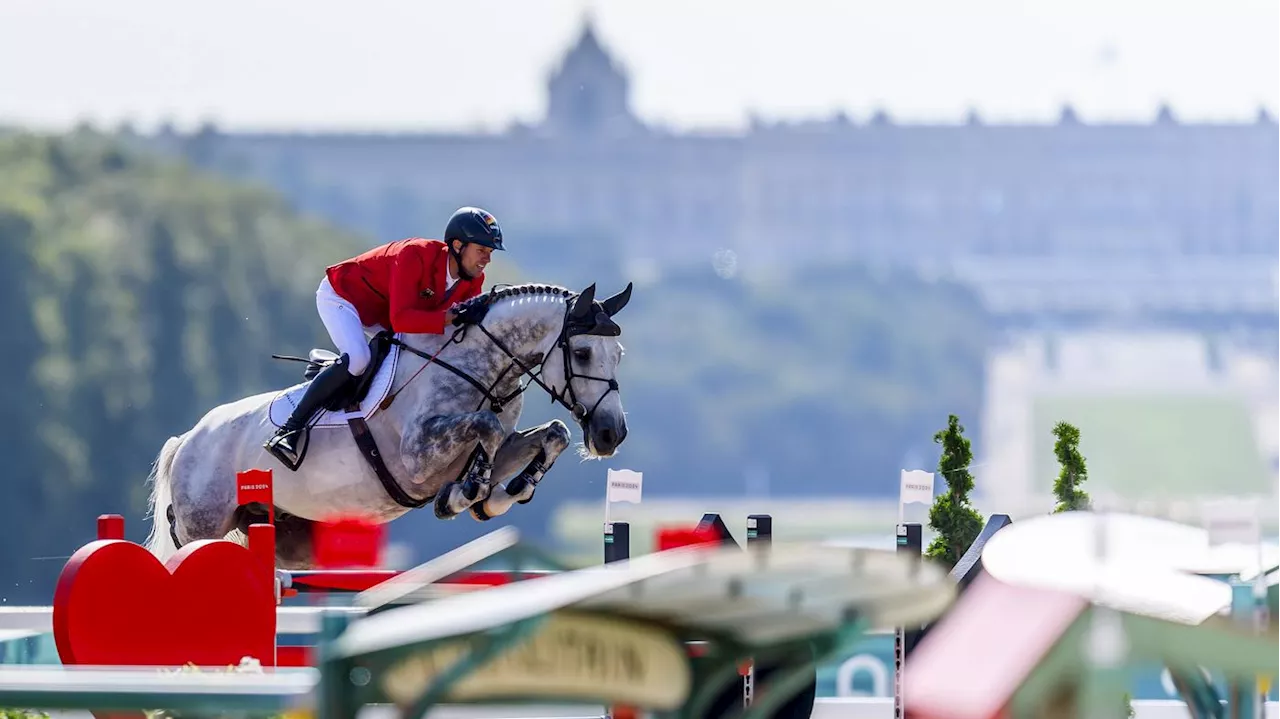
top-left (1032, 394), bottom-right (1272, 498)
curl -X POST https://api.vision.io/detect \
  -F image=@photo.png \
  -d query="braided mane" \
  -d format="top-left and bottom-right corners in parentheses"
top-left (455, 282), bottom-right (575, 312)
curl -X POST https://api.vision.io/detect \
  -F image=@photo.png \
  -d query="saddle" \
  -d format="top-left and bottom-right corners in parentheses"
top-left (296, 330), bottom-right (397, 412)
top-left (267, 330), bottom-right (422, 504)
top-left (270, 331), bottom-right (425, 509)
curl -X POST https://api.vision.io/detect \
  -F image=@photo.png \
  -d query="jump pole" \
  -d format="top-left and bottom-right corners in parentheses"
top-left (742, 514), bottom-right (772, 709)
top-left (895, 521), bottom-right (923, 719)
top-left (603, 468), bottom-right (642, 565)
top-left (604, 521), bottom-right (630, 564)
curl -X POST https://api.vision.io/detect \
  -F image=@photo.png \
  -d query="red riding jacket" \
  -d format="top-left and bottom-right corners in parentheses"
top-left (325, 238), bottom-right (485, 335)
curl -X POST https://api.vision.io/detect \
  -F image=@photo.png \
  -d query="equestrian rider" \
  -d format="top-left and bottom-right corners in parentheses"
top-left (263, 206), bottom-right (506, 468)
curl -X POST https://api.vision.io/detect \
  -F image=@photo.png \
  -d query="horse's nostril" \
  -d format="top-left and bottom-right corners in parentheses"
top-left (600, 428), bottom-right (616, 447)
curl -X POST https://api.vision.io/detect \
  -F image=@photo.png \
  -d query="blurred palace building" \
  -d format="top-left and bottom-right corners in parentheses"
top-left (133, 20), bottom-right (1278, 332)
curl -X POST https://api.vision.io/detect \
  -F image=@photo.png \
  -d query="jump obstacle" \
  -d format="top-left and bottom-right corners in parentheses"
top-left (1, 469), bottom-right (963, 719)
top-left (1, 468), bottom-right (1274, 719)
top-left (44, 485), bottom-right (972, 718)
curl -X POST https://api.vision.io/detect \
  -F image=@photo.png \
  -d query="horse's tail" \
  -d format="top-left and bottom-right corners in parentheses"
top-left (143, 434), bottom-right (184, 563)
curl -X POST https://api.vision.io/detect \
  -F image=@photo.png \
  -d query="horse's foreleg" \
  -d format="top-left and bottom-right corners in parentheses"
top-left (401, 411), bottom-right (507, 520)
top-left (470, 420), bottom-right (571, 522)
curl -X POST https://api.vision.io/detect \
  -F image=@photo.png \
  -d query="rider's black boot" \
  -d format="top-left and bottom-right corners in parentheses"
top-left (263, 356), bottom-right (354, 470)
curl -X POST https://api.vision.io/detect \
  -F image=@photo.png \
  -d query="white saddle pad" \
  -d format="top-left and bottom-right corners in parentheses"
top-left (267, 340), bottom-right (402, 429)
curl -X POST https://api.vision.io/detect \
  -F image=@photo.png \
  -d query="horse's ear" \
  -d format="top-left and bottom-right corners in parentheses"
top-left (572, 284), bottom-right (597, 318)
top-left (600, 282), bottom-right (633, 317)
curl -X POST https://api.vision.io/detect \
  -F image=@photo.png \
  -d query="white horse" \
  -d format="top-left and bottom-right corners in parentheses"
top-left (143, 281), bottom-right (632, 568)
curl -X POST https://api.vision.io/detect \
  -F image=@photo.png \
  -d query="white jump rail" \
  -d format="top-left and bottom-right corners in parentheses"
top-left (354, 525), bottom-right (520, 609)
top-left (0, 605), bottom-right (368, 636)
top-left (0, 664), bottom-right (315, 714)
top-left (17, 699), bottom-right (1280, 719)
top-left (1, 606), bottom-right (909, 641)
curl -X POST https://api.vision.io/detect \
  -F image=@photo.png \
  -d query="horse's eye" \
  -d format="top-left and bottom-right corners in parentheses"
top-left (573, 348), bottom-right (591, 363)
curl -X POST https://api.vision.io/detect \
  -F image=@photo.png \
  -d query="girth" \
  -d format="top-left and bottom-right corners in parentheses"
top-left (346, 413), bottom-right (429, 509)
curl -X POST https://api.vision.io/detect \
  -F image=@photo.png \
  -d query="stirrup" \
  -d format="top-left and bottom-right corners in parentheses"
top-left (264, 427), bottom-right (307, 472)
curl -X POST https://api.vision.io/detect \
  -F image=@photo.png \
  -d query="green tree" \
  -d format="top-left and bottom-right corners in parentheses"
top-left (1051, 421), bottom-right (1091, 512)
top-left (0, 130), bottom-right (371, 601)
top-left (1052, 423), bottom-right (1122, 712)
top-left (924, 414), bottom-right (984, 568)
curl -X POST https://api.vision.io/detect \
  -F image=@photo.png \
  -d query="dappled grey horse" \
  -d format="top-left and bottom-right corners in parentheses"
top-left (143, 281), bottom-right (632, 568)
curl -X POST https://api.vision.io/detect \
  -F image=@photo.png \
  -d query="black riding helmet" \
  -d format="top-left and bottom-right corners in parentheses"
top-left (443, 206), bottom-right (505, 281)
top-left (445, 206), bottom-right (505, 250)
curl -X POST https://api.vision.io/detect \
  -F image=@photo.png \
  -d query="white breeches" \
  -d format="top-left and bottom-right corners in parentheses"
top-left (316, 277), bottom-right (381, 376)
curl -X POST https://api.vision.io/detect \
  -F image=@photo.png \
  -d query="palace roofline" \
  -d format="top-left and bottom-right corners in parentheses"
top-left (132, 103), bottom-right (1275, 142)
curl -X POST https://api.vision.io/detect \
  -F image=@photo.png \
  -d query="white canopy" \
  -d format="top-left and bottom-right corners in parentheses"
top-left (333, 542), bottom-right (955, 660)
top-left (981, 511), bottom-right (1273, 625)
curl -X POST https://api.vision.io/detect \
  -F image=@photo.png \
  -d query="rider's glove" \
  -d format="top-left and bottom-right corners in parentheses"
top-left (451, 298), bottom-right (491, 327)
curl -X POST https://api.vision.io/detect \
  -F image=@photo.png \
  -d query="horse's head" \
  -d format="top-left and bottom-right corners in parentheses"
top-left (543, 282), bottom-right (633, 458)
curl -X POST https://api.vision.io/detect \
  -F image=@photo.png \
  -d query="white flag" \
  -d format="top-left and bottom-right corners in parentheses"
top-left (606, 468), bottom-right (644, 505)
top-left (899, 469), bottom-right (935, 521)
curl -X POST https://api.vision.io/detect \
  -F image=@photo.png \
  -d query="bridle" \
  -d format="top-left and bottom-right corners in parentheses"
top-left (381, 290), bottom-right (621, 432)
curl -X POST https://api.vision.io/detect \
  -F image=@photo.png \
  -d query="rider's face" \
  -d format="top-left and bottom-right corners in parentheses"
top-left (455, 242), bottom-right (493, 277)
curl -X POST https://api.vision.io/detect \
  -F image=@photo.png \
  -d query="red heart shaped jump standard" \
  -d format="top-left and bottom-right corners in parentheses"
top-left (53, 536), bottom-right (276, 668)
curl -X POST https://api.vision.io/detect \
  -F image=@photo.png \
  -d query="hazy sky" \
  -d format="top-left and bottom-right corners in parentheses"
top-left (2, 0), bottom-right (1276, 132)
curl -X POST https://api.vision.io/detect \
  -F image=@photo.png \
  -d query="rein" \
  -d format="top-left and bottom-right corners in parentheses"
top-left (376, 328), bottom-right (465, 411)
top-left (377, 302), bottom-right (619, 427)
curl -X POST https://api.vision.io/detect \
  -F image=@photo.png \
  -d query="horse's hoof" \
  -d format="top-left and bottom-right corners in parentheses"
top-left (507, 473), bottom-right (538, 505)
top-left (469, 502), bottom-right (493, 522)
top-left (460, 477), bottom-right (491, 502)
top-left (433, 486), bottom-right (459, 520)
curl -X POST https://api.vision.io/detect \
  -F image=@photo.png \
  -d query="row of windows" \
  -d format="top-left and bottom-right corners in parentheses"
top-left (243, 141), bottom-right (1277, 257)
